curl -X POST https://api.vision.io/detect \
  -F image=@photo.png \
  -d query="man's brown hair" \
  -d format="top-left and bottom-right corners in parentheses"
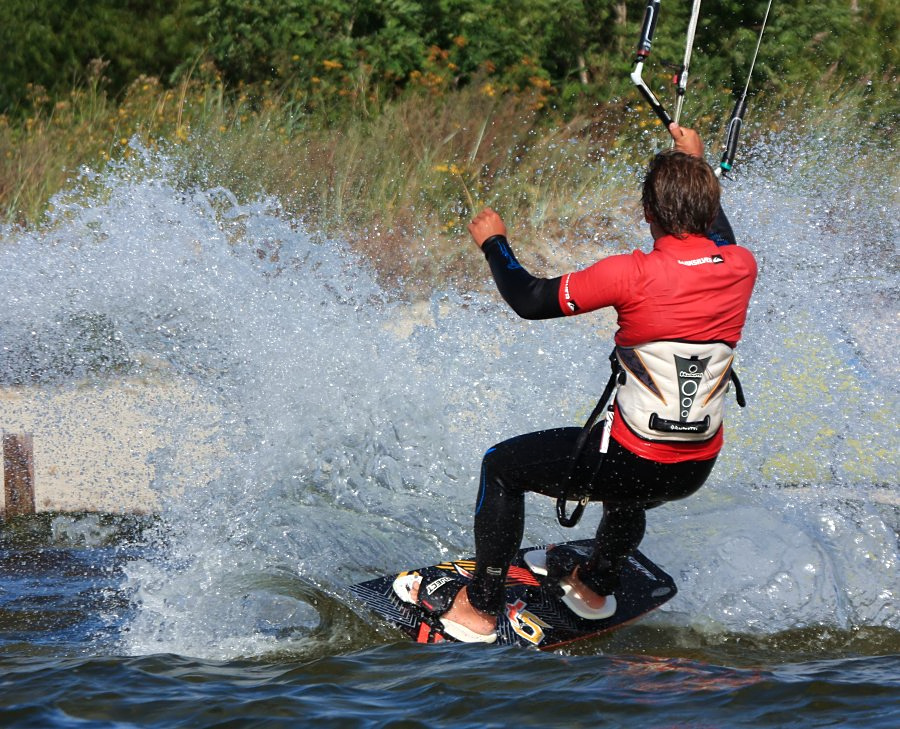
top-left (641, 150), bottom-right (720, 238)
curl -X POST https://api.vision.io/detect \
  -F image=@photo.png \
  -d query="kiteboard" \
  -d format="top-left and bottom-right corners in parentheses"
top-left (349, 538), bottom-right (676, 649)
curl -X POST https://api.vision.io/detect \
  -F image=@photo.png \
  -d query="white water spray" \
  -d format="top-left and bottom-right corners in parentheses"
top-left (0, 133), bottom-right (895, 659)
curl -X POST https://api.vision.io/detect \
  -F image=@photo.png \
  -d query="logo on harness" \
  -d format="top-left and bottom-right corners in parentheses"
top-left (674, 355), bottom-right (710, 420)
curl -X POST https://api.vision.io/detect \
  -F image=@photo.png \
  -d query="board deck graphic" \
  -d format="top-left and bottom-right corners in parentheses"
top-left (349, 539), bottom-right (676, 649)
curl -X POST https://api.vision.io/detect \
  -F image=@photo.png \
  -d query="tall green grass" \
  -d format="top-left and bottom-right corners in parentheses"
top-left (2, 67), bottom-right (895, 286)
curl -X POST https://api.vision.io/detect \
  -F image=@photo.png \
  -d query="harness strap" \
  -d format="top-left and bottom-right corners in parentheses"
top-left (557, 352), bottom-right (623, 527)
top-left (730, 368), bottom-right (746, 407)
top-left (557, 351), bottom-right (747, 528)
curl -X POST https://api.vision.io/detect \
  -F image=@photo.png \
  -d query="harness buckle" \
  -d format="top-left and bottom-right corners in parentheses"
top-left (556, 495), bottom-right (590, 528)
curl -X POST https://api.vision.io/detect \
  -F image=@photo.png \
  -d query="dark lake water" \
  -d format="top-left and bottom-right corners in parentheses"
top-left (1, 516), bottom-right (898, 728)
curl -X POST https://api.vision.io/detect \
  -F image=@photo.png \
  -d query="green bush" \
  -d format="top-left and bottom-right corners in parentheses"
top-left (2, 1), bottom-right (896, 119)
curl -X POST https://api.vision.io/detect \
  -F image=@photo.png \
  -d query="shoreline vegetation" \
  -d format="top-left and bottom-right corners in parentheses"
top-left (1, 1), bottom-right (896, 286)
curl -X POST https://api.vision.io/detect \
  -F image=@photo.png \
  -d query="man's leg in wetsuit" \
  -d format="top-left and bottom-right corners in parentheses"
top-left (581, 504), bottom-right (647, 593)
top-left (466, 428), bottom-right (583, 614)
top-left (578, 439), bottom-right (717, 593)
top-left (465, 429), bottom-right (718, 612)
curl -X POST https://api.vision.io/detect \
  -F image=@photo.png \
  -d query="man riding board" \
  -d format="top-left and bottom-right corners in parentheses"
top-left (394, 123), bottom-right (757, 643)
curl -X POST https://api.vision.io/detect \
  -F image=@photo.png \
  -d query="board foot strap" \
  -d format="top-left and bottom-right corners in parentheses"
top-left (416, 621), bottom-right (446, 644)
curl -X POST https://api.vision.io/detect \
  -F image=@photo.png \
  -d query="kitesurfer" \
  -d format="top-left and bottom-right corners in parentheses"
top-left (394, 123), bottom-right (757, 642)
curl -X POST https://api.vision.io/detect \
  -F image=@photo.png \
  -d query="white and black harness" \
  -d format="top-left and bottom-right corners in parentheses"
top-left (558, 341), bottom-right (746, 526)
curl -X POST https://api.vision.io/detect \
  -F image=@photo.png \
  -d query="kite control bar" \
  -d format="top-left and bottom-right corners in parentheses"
top-left (630, 0), bottom-right (672, 128)
top-left (630, 0), bottom-right (774, 177)
top-left (631, 0), bottom-right (704, 129)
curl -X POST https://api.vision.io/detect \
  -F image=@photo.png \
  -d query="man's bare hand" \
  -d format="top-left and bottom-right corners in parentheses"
top-left (468, 208), bottom-right (507, 248)
top-left (668, 123), bottom-right (704, 158)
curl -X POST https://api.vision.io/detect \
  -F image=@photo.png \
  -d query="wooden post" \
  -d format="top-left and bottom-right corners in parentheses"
top-left (3, 434), bottom-right (35, 517)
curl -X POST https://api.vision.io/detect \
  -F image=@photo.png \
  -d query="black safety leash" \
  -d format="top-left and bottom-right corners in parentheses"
top-left (730, 369), bottom-right (746, 407)
top-left (557, 352), bottom-right (625, 527)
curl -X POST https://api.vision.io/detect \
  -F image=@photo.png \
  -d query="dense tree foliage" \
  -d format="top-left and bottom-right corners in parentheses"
top-left (1, 0), bottom-right (896, 115)
top-left (0, 1), bottom-right (201, 112)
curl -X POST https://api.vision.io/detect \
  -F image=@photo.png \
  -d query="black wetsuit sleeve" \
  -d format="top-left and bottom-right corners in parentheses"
top-left (708, 205), bottom-right (737, 246)
top-left (481, 235), bottom-right (564, 320)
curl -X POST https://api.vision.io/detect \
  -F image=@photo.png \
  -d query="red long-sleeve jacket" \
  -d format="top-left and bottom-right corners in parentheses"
top-left (482, 221), bottom-right (757, 463)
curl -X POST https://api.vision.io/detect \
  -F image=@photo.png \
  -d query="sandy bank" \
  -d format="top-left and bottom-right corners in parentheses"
top-left (1, 378), bottom-right (223, 514)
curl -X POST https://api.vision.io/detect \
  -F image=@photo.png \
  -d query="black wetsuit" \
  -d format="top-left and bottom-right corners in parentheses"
top-left (465, 209), bottom-right (752, 615)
